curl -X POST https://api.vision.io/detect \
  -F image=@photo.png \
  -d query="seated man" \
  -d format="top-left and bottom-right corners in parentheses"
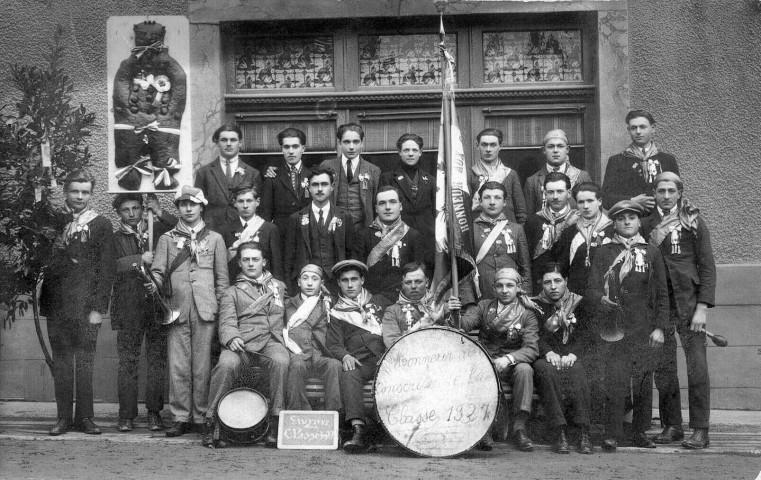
top-left (202, 241), bottom-right (289, 448)
top-left (326, 260), bottom-right (391, 453)
top-left (382, 262), bottom-right (446, 348)
top-left (284, 264), bottom-right (343, 412)
top-left (532, 263), bottom-right (593, 454)
top-left (451, 268), bottom-right (540, 452)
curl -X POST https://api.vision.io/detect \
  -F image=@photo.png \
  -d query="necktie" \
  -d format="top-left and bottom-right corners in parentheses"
top-left (318, 209), bottom-right (325, 230)
top-left (290, 166), bottom-right (298, 193)
top-left (346, 161), bottom-right (353, 183)
top-left (226, 161), bottom-right (233, 180)
top-left (662, 208), bottom-right (670, 216)
top-left (242, 221), bottom-right (248, 231)
top-left (552, 166), bottom-right (559, 172)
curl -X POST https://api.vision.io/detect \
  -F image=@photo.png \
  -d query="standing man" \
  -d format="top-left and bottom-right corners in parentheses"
top-left (195, 124), bottom-right (261, 232)
top-left (352, 186), bottom-right (428, 302)
top-left (284, 264), bottom-right (343, 413)
top-left (524, 129), bottom-right (592, 215)
top-left (320, 123), bottom-right (381, 231)
top-left (643, 172), bottom-right (716, 450)
top-left (284, 168), bottom-right (354, 294)
top-left (587, 200), bottom-right (669, 451)
top-left (151, 186), bottom-right (229, 437)
top-left (601, 110), bottom-right (679, 211)
top-left (524, 172), bottom-right (578, 294)
top-left (219, 185), bottom-right (282, 283)
top-left (468, 128), bottom-right (527, 224)
top-left (260, 128), bottom-right (312, 244)
top-left (110, 193), bottom-right (176, 432)
top-left (473, 181), bottom-right (531, 298)
top-left (202, 241), bottom-right (289, 448)
top-left (41, 170), bottom-right (113, 436)
top-left (327, 260), bottom-right (391, 453)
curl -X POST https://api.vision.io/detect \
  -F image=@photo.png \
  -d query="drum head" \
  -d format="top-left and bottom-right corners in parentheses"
top-left (217, 388), bottom-right (268, 430)
top-left (374, 327), bottom-right (500, 457)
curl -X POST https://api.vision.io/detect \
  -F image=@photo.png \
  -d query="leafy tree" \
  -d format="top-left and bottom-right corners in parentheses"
top-left (0, 26), bottom-right (96, 370)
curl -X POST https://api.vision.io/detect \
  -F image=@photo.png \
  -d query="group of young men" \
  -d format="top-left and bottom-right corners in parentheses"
top-left (40, 110), bottom-right (715, 457)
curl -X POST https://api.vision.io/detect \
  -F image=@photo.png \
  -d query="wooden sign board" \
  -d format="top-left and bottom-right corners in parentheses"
top-left (277, 410), bottom-right (339, 450)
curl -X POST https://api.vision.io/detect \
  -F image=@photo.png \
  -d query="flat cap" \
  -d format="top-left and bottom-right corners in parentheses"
top-left (608, 200), bottom-right (644, 219)
top-left (331, 259), bottom-right (368, 277)
top-left (174, 185), bottom-right (208, 205)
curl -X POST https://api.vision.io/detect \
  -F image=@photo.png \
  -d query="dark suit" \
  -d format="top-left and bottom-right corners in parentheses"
top-left (379, 167), bottom-right (436, 238)
top-left (259, 160), bottom-right (312, 244)
top-left (194, 158), bottom-right (261, 232)
top-left (320, 156), bottom-right (381, 230)
top-left (284, 295), bottom-right (342, 410)
top-left (643, 211), bottom-right (716, 430)
top-left (219, 219), bottom-right (283, 283)
top-left (523, 165), bottom-right (593, 215)
top-left (601, 152), bottom-right (679, 211)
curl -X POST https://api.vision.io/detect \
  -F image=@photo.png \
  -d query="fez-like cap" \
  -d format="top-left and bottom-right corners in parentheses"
top-left (331, 259), bottom-right (368, 277)
top-left (300, 264), bottom-right (324, 278)
top-left (653, 171), bottom-right (683, 190)
top-left (174, 185), bottom-right (208, 205)
top-left (608, 200), bottom-right (644, 219)
top-left (543, 129), bottom-right (568, 145)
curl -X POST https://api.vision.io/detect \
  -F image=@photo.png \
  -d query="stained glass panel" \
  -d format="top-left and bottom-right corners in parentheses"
top-left (483, 31), bottom-right (582, 84)
top-left (358, 34), bottom-right (457, 87)
top-left (235, 36), bottom-right (334, 89)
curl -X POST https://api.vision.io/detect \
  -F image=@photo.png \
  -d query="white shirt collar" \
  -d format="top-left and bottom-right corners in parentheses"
top-left (287, 160), bottom-right (302, 172)
top-left (657, 206), bottom-right (671, 217)
top-left (311, 202), bottom-right (331, 220)
top-left (341, 154), bottom-right (358, 174)
top-left (219, 155), bottom-right (239, 172)
top-left (546, 161), bottom-right (568, 174)
top-left (239, 215), bottom-right (255, 227)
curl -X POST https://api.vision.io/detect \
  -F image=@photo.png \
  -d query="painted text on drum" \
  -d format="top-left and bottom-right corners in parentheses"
top-left (383, 347), bottom-right (483, 369)
top-left (383, 402), bottom-right (492, 426)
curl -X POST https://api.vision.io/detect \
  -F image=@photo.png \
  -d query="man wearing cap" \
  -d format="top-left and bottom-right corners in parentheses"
top-left (468, 128), bottom-right (527, 224)
top-left (109, 193), bottom-right (177, 433)
top-left (151, 185), bottom-right (229, 437)
top-left (587, 199), bottom-right (669, 451)
top-left (327, 260), bottom-right (391, 453)
top-left (601, 110), bottom-right (680, 211)
top-left (194, 124), bottom-right (261, 232)
top-left (219, 185), bottom-right (283, 283)
top-left (524, 129), bottom-right (592, 215)
top-left (284, 264), bottom-right (343, 412)
top-left (202, 241), bottom-right (289, 448)
top-left (451, 268), bottom-right (541, 452)
top-left (285, 168), bottom-right (355, 294)
top-left (525, 172), bottom-right (579, 294)
top-left (352, 186), bottom-right (428, 302)
top-left (643, 172), bottom-right (716, 450)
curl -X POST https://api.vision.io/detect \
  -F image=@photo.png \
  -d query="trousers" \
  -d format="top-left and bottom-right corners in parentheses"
top-left (287, 353), bottom-right (343, 411)
top-left (604, 337), bottom-right (655, 438)
top-left (340, 356), bottom-right (379, 424)
top-left (116, 321), bottom-right (168, 419)
top-left (533, 358), bottom-right (591, 427)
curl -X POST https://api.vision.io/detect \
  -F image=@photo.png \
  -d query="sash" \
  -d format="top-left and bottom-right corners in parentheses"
top-left (330, 289), bottom-right (382, 336)
top-left (238, 216), bottom-right (265, 243)
top-left (475, 219), bottom-right (512, 264)
top-left (367, 220), bottom-right (409, 268)
top-left (283, 295), bottom-right (321, 354)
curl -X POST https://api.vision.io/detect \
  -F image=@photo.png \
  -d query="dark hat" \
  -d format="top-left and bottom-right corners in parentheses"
top-left (174, 185), bottom-right (208, 205)
top-left (331, 259), bottom-right (368, 277)
top-left (608, 200), bottom-right (644, 219)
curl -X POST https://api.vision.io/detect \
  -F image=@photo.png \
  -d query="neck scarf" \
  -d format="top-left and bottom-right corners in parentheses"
top-left (283, 294), bottom-right (322, 354)
top-left (534, 204), bottom-right (578, 259)
top-left (172, 218), bottom-right (208, 263)
top-left (238, 271), bottom-right (282, 307)
top-left (624, 142), bottom-right (662, 184)
top-left (117, 219), bottom-right (148, 252)
top-left (471, 160), bottom-right (513, 208)
top-left (603, 234), bottom-right (649, 301)
top-left (487, 294), bottom-right (540, 337)
top-left (648, 200), bottom-right (701, 254)
top-left (62, 202), bottom-right (98, 245)
top-left (396, 289), bottom-right (442, 330)
top-left (571, 212), bottom-right (612, 267)
top-left (536, 289), bottom-right (582, 345)
top-left (330, 288), bottom-right (382, 336)
top-left (367, 217), bottom-right (408, 268)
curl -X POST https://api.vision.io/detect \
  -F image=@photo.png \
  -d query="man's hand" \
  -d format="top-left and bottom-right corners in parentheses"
top-left (141, 251), bottom-right (154, 265)
top-left (228, 337), bottom-right (245, 353)
top-left (494, 356), bottom-right (511, 374)
top-left (600, 296), bottom-right (620, 311)
top-left (545, 351), bottom-right (561, 370)
top-left (144, 281), bottom-right (157, 294)
top-left (342, 354), bottom-right (363, 372)
top-left (649, 327), bottom-right (665, 348)
top-left (264, 166), bottom-right (278, 178)
top-left (88, 311), bottom-right (103, 325)
top-left (145, 193), bottom-right (163, 216)
top-left (560, 353), bottom-right (577, 369)
top-left (690, 303), bottom-right (708, 332)
top-left (448, 296), bottom-right (462, 311)
top-left (631, 193), bottom-right (655, 210)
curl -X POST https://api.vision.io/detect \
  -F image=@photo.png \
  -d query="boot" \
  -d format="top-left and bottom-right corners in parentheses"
top-left (77, 418), bottom-right (102, 435)
top-left (117, 418), bottom-right (133, 432)
top-left (147, 411), bottom-right (166, 431)
top-left (552, 427), bottom-right (570, 454)
top-left (201, 417), bottom-right (216, 448)
top-left (631, 431), bottom-right (656, 448)
top-left (264, 417), bottom-right (279, 448)
top-left (49, 418), bottom-right (72, 436)
top-left (653, 424), bottom-right (684, 444)
top-left (165, 421), bottom-right (192, 437)
top-left (682, 428), bottom-right (710, 449)
top-left (579, 426), bottom-right (593, 454)
top-left (477, 428), bottom-right (495, 451)
top-left (343, 424), bottom-right (368, 454)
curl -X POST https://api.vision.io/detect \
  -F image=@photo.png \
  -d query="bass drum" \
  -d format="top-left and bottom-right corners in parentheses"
top-left (216, 387), bottom-right (269, 444)
top-left (374, 326), bottom-right (500, 457)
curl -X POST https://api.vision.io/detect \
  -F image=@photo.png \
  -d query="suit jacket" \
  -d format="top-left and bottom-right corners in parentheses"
top-left (535, 298), bottom-right (593, 358)
top-left (381, 301), bottom-right (446, 349)
top-left (601, 151), bottom-right (679, 210)
top-left (551, 222), bottom-right (616, 296)
top-left (319, 156), bottom-right (381, 230)
top-left (218, 276), bottom-right (287, 352)
top-left (109, 211), bottom-right (177, 330)
top-left (468, 167), bottom-right (527, 224)
top-left (523, 165), bottom-right (593, 215)
top-left (151, 228), bottom-right (229, 322)
top-left (194, 158), bottom-right (262, 232)
top-left (40, 214), bottom-right (114, 320)
top-left (284, 295), bottom-right (331, 359)
top-left (473, 219), bottom-right (531, 296)
top-left (641, 212), bottom-right (716, 320)
top-left (379, 167), bottom-right (436, 237)
top-left (327, 294), bottom-right (390, 363)
top-left (219, 219), bottom-right (283, 282)
top-left (283, 204), bottom-right (355, 284)
top-left (460, 298), bottom-right (539, 364)
top-left (259, 159), bottom-right (312, 238)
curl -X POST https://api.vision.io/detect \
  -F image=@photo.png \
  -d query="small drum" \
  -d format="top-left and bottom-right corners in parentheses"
top-left (374, 326), bottom-right (500, 457)
top-left (216, 388), bottom-right (269, 444)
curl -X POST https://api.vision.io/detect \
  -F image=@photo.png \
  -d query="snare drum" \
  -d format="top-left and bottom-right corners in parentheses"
top-left (216, 388), bottom-right (269, 444)
top-left (374, 326), bottom-right (500, 457)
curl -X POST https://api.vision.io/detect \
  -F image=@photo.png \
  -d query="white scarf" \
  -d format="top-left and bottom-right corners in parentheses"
top-left (283, 294), bottom-right (321, 354)
top-left (330, 288), bottom-right (382, 336)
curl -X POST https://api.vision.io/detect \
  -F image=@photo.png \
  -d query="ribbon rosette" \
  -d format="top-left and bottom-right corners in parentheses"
top-left (328, 217), bottom-right (342, 233)
top-left (358, 173), bottom-right (370, 189)
top-left (301, 214), bottom-right (310, 226)
top-left (152, 75), bottom-right (171, 93)
top-left (152, 157), bottom-right (181, 188)
top-left (115, 155), bottom-right (152, 182)
top-left (402, 304), bottom-right (415, 328)
top-left (235, 167), bottom-right (245, 176)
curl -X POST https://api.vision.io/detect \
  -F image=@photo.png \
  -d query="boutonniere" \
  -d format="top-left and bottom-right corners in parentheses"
top-left (176, 237), bottom-right (186, 249)
top-left (568, 313), bottom-right (577, 325)
top-left (300, 178), bottom-right (309, 190)
top-left (402, 304), bottom-right (416, 328)
top-left (483, 227), bottom-right (492, 233)
top-left (374, 230), bottom-right (383, 238)
top-left (508, 322), bottom-right (523, 338)
top-left (488, 307), bottom-right (496, 315)
top-left (602, 237), bottom-right (611, 245)
top-left (198, 239), bottom-right (210, 254)
top-left (235, 167), bottom-right (245, 176)
top-left (76, 224), bottom-right (91, 242)
top-left (252, 234), bottom-right (260, 243)
top-left (478, 175), bottom-right (487, 184)
top-left (234, 232), bottom-right (242, 239)
top-left (363, 303), bottom-right (381, 324)
top-left (328, 217), bottom-right (341, 232)
top-left (358, 173), bottom-right (370, 189)
top-left (301, 214), bottom-right (309, 226)
top-left (421, 175), bottom-right (428, 182)
top-left (397, 175), bottom-right (404, 181)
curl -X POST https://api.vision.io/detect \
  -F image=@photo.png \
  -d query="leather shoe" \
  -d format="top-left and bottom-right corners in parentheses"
top-left (117, 418), bottom-right (133, 432)
top-left (49, 418), bottom-right (72, 436)
top-left (77, 418), bottom-right (102, 435)
top-left (682, 428), bottom-right (710, 449)
top-left (147, 412), bottom-right (165, 431)
top-left (201, 418), bottom-right (216, 448)
top-left (552, 427), bottom-right (569, 454)
top-left (653, 424), bottom-right (684, 444)
top-left (602, 438), bottom-right (617, 451)
top-left (631, 431), bottom-right (656, 448)
top-left (165, 421), bottom-right (192, 437)
top-left (513, 429), bottom-right (535, 452)
top-left (579, 427), bottom-right (593, 454)
top-left (477, 430), bottom-right (494, 451)
top-left (343, 424), bottom-right (368, 454)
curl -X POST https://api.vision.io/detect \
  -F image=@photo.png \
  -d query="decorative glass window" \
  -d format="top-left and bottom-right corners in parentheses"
top-left (483, 31), bottom-right (582, 83)
top-left (358, 34), bottom-right (457, 87)
top-left (235, 36), bottom-right (334, 89)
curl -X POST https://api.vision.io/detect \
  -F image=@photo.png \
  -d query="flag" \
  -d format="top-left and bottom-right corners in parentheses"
top-left (431, 22), bottom-right (478, 309)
